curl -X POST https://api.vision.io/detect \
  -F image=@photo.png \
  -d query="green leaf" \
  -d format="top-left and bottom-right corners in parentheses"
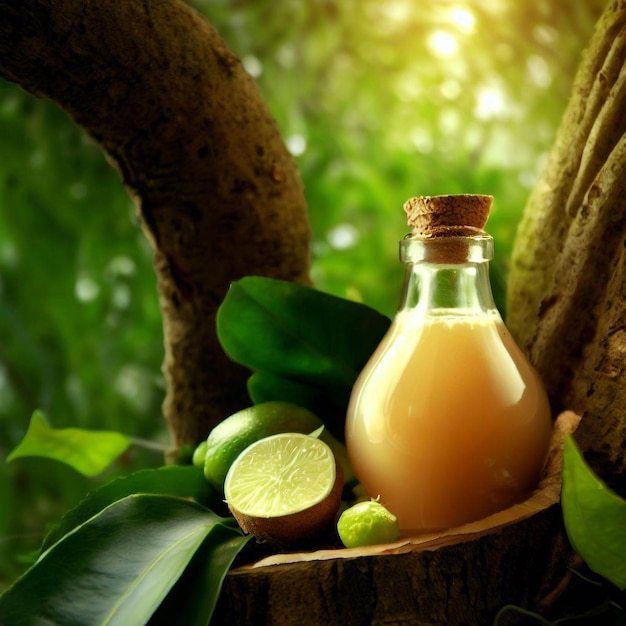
top-left (149, 522), bottom-right (251, 626)
top-left (562, 435), bottom-right (626, 590)
top-left (0, 495), bottom-right (243, 626)
top-left (247, 370), bottom-right (352, 441)
top-left (248, 370), bottom-right (322, 408)
top-left (41, 465), bottom-right (224, 552)
top-left (7, 410), bottom-right (130, 477)
top-left (217, 276), bottom-right (390, 390)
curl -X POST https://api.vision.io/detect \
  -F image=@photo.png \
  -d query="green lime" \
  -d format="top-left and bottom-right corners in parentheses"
top-left (224, 432), bottom-right (343, 544)
top-left (192, 440), bottom-right (208, 468)
top-left (337, 500), bottom-right (399, 548)
top-left (202, 401), bottom-right (326, 491)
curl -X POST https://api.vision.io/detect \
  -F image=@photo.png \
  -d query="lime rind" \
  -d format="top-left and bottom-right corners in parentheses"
top-left (202, 402), bottom-right (324, 490)
top-left (224, 433), bottom-right (336, 518)
top-left (192, 441), bottom-right (208, 468)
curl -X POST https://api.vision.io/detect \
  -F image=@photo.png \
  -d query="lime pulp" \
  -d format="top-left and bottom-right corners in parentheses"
top-left (225, 432), bottom-right (337, 518)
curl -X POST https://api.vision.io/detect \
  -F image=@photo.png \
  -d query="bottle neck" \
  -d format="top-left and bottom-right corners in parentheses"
top-left (398, 235), bottom-right (499, 317)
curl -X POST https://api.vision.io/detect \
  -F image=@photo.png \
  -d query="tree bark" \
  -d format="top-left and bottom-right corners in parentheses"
top-left (0, 0), bottom-right (312, 452)
top-left (216, 510), bottom-right (561, 626)
top-left (507, 0), bottom-right (626, 491)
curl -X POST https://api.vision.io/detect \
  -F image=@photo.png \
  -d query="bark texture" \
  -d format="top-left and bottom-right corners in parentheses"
top-left (507, 0), bottom-right (626, 490)
top-left (215, 508), bottom-right (562, 626)
top-left (0, 0), bottom-right (312, 450)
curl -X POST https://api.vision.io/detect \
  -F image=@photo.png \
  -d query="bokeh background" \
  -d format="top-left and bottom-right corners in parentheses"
top-left (0, 0), bottom-right (606, 587)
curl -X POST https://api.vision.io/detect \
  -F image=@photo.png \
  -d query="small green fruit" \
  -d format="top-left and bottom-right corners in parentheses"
top-left (192, 440), bottom-right (208, 468)
top-left (337, 499), bottom-right (399, 548)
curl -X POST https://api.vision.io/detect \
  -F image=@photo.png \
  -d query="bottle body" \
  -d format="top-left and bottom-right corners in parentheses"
top-left (345, 237), bottom-right (552, 534)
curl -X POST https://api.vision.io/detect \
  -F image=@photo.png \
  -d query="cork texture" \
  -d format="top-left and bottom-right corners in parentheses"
top-left (404, 195), bottom-right (493, 237)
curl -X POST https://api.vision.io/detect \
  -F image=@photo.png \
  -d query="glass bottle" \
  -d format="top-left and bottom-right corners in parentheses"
top-left (345, 195), bottom-right (553, 535)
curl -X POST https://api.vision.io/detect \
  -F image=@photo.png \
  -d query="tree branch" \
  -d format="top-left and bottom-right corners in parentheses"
top-left (0, 0), bottom-right (313, 451)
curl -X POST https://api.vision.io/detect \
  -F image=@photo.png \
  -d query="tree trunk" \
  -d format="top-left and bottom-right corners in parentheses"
top-left (217, 511), bottom-right (560, 626)
top-left (507, 0), bottom-right (626, 492)
top-left (0, 0), bottom-right (312, 453)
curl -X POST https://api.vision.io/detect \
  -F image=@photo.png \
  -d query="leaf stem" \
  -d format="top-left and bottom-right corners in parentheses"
top-left (128, 437), bottom-right (169, 453)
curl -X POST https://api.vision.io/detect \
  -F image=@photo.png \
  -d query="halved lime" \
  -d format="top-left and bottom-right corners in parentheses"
top-left (201, 402), bottom-right (324, 491)
top-left (224, 432), bottom-right (343, 544)
top-left (198, 401), bottom-right (354, 492)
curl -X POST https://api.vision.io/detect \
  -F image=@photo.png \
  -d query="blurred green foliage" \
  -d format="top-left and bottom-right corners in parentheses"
top-left (0, 0), bottom-right (606, 588)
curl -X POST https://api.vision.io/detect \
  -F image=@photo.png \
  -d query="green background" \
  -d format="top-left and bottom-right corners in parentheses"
top-left (0, 0), bottom-right (606, 587)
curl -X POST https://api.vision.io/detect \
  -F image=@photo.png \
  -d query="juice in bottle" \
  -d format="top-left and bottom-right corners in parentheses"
top-left (345, 195), bottom-right (553, 534)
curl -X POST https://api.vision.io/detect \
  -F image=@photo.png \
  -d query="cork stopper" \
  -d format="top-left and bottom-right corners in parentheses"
top-left (404, 194), bottom-right (493, 238)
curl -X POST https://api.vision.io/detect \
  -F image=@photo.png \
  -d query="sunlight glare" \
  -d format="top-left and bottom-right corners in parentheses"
top-left (106, 255), bottom-right (136, 277)
top-left (439, 108), bottom-right (461, 134)
top-left (327, 224), bottom-right (359, 250)
top-left (410, 128), bottom-right (433, 154)
top-left (287, 134), bottom-right (307, 157)
top-left (112, 284), bottom-right (131, 309)
top-left (527, 55), bottom-right (552, 88)
top-left (276, 45), bottom-right (296, 69)
top-left (381, 1), bottom-right (412, 23)
top-left (242, 54), bottom-right (263, 78)
top-left (475, 86), bottom-right (507, 120)
top-left (75, 274), bottom-right (100, 303)
top-left (448, 7), bottom-right (476, 33)
top-left (427, 31), bottom-right (459, 58)
top-left (395, 74), bottom-right (422, 102)
top-left (114, 365), bottom-right (146, 409)
top-left (440, 79), bottom-right (462, 100)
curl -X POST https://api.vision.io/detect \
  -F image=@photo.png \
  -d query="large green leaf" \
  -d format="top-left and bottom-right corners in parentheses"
top-left (216, 276), bottom-right (390, 390)
top-left (41, 465), bottom-right (223, 552)
top-left (0, 494), bottom-right (244, 626)
top-left (562, 435), bottom-right (626, 590)
top-left (7, 410), bottom-right (130, 477)
top-left (149, 523), bottom-right (251, 626)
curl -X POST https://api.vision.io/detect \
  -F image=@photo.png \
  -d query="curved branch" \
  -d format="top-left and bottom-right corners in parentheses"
top-left (0, 0), bottom-right (312, 450)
